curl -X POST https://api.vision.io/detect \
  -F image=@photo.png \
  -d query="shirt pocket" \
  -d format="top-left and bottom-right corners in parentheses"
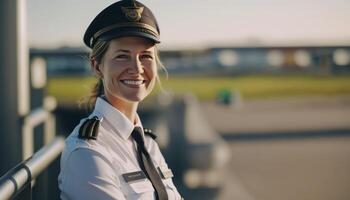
top-left (122, 178), bottom-right (155, 199)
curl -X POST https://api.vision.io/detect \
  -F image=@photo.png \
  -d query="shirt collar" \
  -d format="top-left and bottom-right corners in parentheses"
top-left (93, 97), bottom-right (143, 140)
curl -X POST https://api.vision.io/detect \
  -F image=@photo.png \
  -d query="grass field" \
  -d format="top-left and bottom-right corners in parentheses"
top-left (46, 74), bottom-right (350, 105)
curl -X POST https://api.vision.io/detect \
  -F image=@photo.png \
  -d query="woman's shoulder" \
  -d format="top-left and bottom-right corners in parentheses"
top-left (62, 115), bottom-right (110, 163)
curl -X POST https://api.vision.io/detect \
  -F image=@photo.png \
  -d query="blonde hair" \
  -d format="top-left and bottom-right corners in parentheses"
top-left (85, 39), bottom-right (166, 110)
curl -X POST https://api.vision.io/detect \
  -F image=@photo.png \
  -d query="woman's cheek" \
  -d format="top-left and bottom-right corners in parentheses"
top-left (149, 62), bottom-right (157, 77)
top-left (107, 59), bottom-right (127, 69)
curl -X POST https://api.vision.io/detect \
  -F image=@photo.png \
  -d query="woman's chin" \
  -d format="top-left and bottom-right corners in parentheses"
top-left (122, 93), bottom-right (147, 103)
top-left (107, 89), bottom-right (151, 104)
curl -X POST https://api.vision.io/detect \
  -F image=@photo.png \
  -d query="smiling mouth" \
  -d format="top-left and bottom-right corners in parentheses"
top-left (120, 80), bottom-right (146, 86)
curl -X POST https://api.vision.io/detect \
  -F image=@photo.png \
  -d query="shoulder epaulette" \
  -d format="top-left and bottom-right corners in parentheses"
top-left (143, 128), bottom-right (157, 140)
top-left (78, 116), bottom-right (100, 140)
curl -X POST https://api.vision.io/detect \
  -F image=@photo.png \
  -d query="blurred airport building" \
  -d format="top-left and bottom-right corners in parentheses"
top-left (30, 45), bottom-right (350, 77)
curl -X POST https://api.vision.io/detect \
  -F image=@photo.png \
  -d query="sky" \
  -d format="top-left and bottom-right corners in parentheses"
top-left (27, 0), bottom-right (350, 50)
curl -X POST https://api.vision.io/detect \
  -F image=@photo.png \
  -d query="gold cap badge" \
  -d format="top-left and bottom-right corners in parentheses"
top-left (121, 6), bottom-right (144, 22)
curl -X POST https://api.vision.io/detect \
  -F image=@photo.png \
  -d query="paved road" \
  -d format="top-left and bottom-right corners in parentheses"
top-left (199, 96), bottom-right (350, 200)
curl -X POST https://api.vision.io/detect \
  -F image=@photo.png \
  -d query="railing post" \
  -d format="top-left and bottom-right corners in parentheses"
top-left (0, 0), bottom-right (30, 176)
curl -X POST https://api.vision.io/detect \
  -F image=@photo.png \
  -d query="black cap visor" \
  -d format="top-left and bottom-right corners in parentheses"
top-left (97, 28), bottom-right (160, 46)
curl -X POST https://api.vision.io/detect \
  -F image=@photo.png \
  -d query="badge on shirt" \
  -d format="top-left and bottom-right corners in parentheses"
top-left (122, 171), bottom-right (154, 194)
top-left (122, 171), bottom-right (147, 183)
top-left (157, 166), bottom-right (174, 179)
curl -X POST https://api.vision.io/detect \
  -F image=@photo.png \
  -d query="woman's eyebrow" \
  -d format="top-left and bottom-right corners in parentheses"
top-left (142, 50), bottom-right (154, 54)
top-left (113, 49), bottom-right (153, 54)
top-left (113, 49), bottom-right (130, 53)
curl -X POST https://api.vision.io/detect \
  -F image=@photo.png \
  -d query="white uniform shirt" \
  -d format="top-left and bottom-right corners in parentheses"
top-left (58, 97), bottom-right (182, 200)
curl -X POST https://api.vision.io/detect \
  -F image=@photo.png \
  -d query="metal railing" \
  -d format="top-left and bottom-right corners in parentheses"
top-left (0, 95), bottom-right (61, 200)
top-left (22, 97), bottom-right (57, 160)
top-left (0, 137), bottom-right (65, 200)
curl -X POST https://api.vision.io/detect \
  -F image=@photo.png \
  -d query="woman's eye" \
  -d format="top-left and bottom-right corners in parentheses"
top-left (140, 54), bottom-right (154, 60)
top-left (114, 54), bottom-right (130, 60)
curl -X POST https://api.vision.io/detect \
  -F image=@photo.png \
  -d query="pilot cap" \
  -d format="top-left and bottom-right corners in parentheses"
top-left (83, 0), bottom-right (160, 48)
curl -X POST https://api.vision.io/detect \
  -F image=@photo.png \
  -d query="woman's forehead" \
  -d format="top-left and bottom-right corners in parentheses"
top-left (108, 37), bottom-right (155, 51)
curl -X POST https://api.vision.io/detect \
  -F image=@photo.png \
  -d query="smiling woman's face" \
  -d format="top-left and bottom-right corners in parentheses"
top-left (94, 37), bottom-right (157, 105)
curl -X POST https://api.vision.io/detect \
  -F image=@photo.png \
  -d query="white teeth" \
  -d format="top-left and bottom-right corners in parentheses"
top-left (122, 80), bottom-right (144, 85)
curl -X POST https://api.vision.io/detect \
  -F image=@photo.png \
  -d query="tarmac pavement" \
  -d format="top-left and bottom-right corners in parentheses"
top-left (217, 136), bottom-right (350, 200)
top-left (201, 96), bottom-right (350, 135)
top-left (200, 96), bottom-right (350, 200)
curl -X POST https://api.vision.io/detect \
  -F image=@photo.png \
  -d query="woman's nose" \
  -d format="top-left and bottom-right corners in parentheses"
top-left (129, 57), bottom-right (144, 74)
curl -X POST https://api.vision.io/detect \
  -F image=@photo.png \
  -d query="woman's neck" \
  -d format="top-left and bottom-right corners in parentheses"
top-left (102, 95), bottom-right (139, 124)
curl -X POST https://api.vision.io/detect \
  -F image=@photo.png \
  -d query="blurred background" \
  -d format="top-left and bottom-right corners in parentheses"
top-left (1, 0), bottom-right (350, 199)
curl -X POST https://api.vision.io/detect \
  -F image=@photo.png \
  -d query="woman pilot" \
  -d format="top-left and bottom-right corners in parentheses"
top-left (58, 0), bottom-right (182, 199)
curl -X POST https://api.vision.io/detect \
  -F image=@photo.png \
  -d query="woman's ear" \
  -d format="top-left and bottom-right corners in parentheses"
top-left (91, 57), bottom-right (103, 78)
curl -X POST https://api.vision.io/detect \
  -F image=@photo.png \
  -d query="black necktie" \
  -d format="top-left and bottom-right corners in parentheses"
top-left (131, 127), bottom-right (168, 200)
